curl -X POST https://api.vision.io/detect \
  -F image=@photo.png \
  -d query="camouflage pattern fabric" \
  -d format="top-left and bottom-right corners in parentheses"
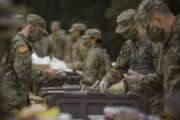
top-left (72, 39), bottom-right (85, 70)
top-left (102, 8), bottom-right (160, 97)
top-left (103, 39), bottom-right (159, 89)
top-left (4, 33), bottom-right (48, 114)
top-left (4, 14), bottom-right (48, 114)
top-left (49, 30), bottom-right (66, 60)
top-left (64, 34), bottom-right (74, 63)
top-left (133, 16), bottom-right (180, 115)
top-left (83, 44), bottom-right (111, 86)
top-left (126, 0), bottom-right (180, 115)
top-left (33, 36), bottom-right (52, 57)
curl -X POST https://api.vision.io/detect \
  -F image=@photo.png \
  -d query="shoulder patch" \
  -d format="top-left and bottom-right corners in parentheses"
top-left (17, 46), bottom-right (28, 53)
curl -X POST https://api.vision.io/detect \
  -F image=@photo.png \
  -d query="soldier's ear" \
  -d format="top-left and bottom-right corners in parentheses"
top-left (155, 15), bottom-right (161, 22)
top-left (28, 24), bottom-right (35, 32)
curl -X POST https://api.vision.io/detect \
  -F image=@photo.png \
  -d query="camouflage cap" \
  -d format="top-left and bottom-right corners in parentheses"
top-left (26, 14), bottom-right (48, 35)
top-left (69, 23), bottom-right (87, 32)
top-left (82, 28), bottom-right (102, 40)
top-left (116, 9), bottom-right (135, 34)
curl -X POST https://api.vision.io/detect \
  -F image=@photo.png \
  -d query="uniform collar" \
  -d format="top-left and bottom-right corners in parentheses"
top-left (18, 32), bottom-right (33, 53)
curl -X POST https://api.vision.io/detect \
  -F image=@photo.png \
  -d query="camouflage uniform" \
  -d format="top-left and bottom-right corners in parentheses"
top-left (133, 18), bottom-right (180, 115)
top-left (102, 9), bottom-right (159, 94)
top-left (82, 28), bottom-right (111, 86)
top-left (125, 0), bottom-right (180, 115)
top-left (49, 21), bottom-right (66, 60)
top-left (33, 36), bottom-right (52, 57)
top-left (78, 38), bottom-right (91, 60)
top-left (4, 14), bottom-right (48, 114)
top-left (64, 33), bottom-right (74, 63)
top-left (70, 23), bottom-right (87, 70)
top-left (64, 31), bottom-right (90, 68)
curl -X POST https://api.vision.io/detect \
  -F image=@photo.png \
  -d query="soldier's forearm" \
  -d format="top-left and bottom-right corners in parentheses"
top-left (103, 68), bottom-right (124, 85)
top-left (31, 70), bottom-right (49, 82)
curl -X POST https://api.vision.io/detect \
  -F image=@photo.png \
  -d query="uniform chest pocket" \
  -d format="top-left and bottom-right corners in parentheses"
top-left (169, 45), bottom-right (180, 64)
top-left (138, 46), bottom-right (148, 59)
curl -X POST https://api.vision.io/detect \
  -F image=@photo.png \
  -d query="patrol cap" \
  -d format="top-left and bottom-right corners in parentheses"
top-left (69, 23), bottom-right (87, 32)
top-left (82, 28), bottom-right (102, 40)
top-left (26, 14), bottom-right (48, 35)
top-left (116, 9), bottom-right (135, 34)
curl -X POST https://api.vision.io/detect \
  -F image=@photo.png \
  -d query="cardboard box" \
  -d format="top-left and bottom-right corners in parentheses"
top-left (33, 64), bottom-right (50, 71)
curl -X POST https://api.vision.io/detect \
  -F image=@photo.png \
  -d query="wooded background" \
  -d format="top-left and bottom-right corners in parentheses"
top-left (12, 0), bottom-right (180, 60)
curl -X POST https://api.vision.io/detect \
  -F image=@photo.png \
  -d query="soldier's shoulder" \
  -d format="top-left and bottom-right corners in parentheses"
top-left (12, 34), bottom-right (26, 47)
top-left (91, 46), bottom-right (104, 56)
top-left (12, 34), bottom-right (29, 53)
top-left (48, 34), bottom-right (52, 39)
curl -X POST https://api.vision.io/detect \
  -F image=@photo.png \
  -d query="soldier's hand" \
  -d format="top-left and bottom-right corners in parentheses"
top-left (124, 70), bottom-right (144, 81)
top-left (99, 79), bottom-right (109, 93)
top-left (45, 69), bottom-right (57, 79)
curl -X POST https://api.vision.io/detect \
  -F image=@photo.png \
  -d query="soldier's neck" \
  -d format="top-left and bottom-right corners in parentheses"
top-left (75, 37), bottom-right (80, 42)
top-left (20, 28), bottom-right (29, 38)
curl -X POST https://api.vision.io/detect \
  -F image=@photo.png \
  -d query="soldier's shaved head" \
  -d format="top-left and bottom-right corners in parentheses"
top-left (135, 0), bottom-right (175, 42)
top-left (136, 0), bottom-right (175, 32)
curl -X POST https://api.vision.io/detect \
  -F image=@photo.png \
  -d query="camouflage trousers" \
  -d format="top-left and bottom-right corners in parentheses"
top-left (4, 71), bottom-right (30, 114)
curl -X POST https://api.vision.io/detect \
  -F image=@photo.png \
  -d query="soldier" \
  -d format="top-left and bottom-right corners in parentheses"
top-left (49, 21), bottom-right (66, 60)
top-left (81, 28), bottom-right (111, 86)
top-left (14, 15), bottom-right (50, 58)
top-left (4, 14), bottom-right (57, 114)
top-left (64, 34), bottom-right (73, 64)
top-left (33, 36), bottom-right (52, 57)
top-left (99, 9), bottom-right (159, 94)
top-left (79, 37), bottom-right (92, 62)
top-left (123, 0), bottom-right (178, 116)
top-left (70, 23), bottom-right (87, 70)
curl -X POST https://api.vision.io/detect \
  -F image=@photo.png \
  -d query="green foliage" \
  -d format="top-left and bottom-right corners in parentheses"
top-left (12, 4), bottom-right (28, 15)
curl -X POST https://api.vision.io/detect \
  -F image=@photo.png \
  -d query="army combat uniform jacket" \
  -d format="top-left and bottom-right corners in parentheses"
top-left (103, 38), bottom-right (159, 91)
top-left (33, 36), bottom-right (52, 57)
top-left (132, 33), bottom-right (180, 114)
top-left (83, 44), bottom-right (111, 86)
top-left (49, 30), bottom-right (66, 60)
top-left (4, 33), bottom-right (48, 113)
